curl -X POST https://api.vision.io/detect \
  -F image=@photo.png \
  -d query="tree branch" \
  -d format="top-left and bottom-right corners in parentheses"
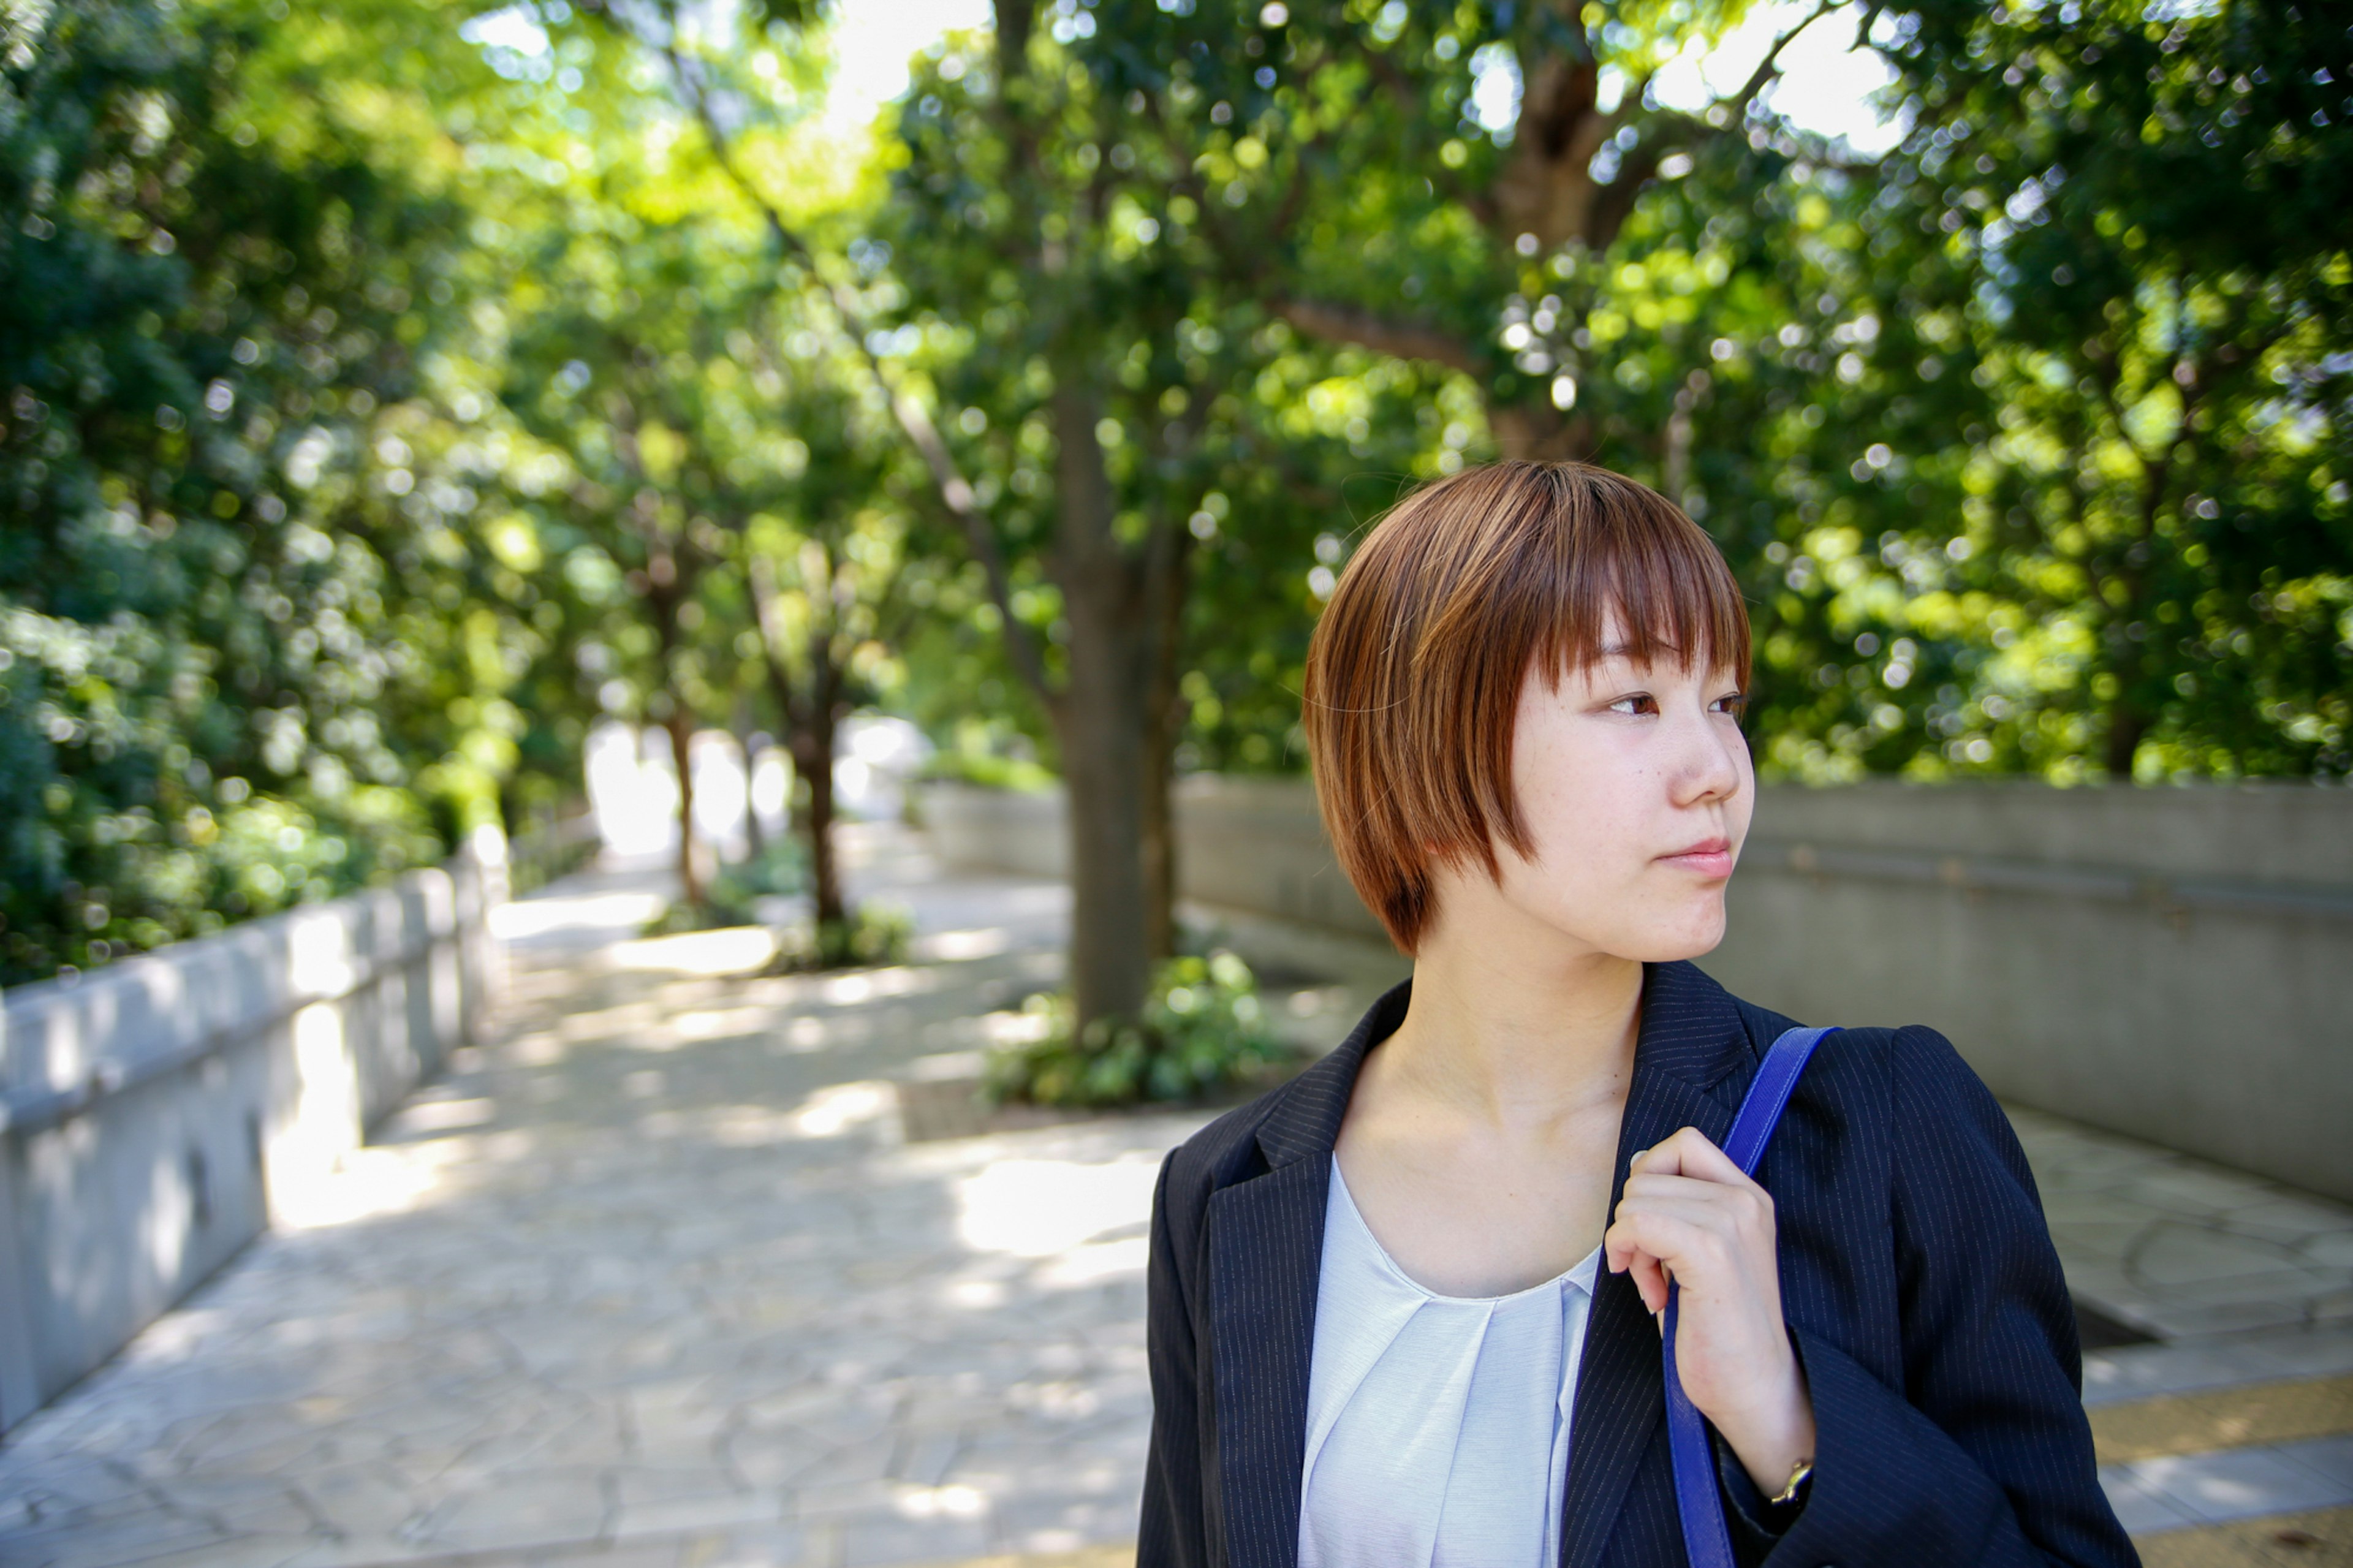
top-left (1270, 298), bottom-right (1484, 376)
top-left (1723, 0), bottom-right (1841, 124)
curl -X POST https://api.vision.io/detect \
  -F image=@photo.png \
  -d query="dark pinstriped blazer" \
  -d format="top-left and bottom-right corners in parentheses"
top-left (1138, 960), bottom-right (2140, 1568)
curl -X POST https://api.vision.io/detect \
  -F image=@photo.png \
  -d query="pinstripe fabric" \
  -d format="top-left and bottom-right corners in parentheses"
top-left (1137, 960), bottom-right (2139, 1568)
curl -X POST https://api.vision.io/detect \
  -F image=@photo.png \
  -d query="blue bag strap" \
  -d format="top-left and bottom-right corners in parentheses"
top-left (1662, 1024), bottom-right (1838, 1568)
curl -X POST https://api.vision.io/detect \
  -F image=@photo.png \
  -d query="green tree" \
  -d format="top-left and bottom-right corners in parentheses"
top-left (731, 347), bottom-right (922, 941)
top-left (1607, 0), bottom-right (2352, 782)
top-left (1863, 0), bottom-right (2353, 778)
top-left (0, 0), bottom-right (556, 980)
top-left (580, 0), bottom-right (1300, 1020)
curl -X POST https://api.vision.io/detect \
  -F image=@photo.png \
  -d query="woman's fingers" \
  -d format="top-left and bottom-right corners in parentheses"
top-left (1605, 1203), bottom-right (1740, 1303)
top-left (1620, 1179), bottom-right (1773, 1252)
top-left (1607, 1127), bottom-right (1778, 1314)
top-left (1627, 1125), bottom-right (1748, 1184)
top-left (1609, 1127), bottom-right (1814, 1475)
top-left (1621, 1248), bottom-right (1670, 1314)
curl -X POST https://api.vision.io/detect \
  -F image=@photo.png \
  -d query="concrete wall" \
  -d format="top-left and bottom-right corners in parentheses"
top-left (1713, 786), bottom-right (2353, 1202)
top-left (0, 832), bottom-right (505, 1435)
top-left (920, 779), bottom-right (2353, 1200)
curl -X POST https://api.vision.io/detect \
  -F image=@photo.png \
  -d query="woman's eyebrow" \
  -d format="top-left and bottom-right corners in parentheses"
top-left (1591, 642), bottom-right (1683, 664)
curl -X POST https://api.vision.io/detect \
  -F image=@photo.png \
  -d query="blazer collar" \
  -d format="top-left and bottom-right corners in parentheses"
top-left (1251, 977), bottom-right (1411, 1169)
top-left (1213, 960), bottom-right (1767, 1568)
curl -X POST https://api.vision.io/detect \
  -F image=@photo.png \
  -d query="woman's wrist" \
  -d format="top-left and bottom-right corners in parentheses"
top-left (1710, 1346), bottom-right (1817, 1496)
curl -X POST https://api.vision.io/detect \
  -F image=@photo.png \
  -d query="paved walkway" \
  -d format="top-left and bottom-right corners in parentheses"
top-left (1, 827), bottom-right (2349, 1568)
top-left (0, 831), bottom-right (1216, 1568)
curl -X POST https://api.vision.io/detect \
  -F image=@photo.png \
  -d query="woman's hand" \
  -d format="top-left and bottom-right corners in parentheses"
top-left (1604, 1126), bottom-right (1816, 1495)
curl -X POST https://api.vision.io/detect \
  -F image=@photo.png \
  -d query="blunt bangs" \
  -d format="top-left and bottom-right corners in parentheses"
top-left (1302, 460), bottom-right (1752, 954)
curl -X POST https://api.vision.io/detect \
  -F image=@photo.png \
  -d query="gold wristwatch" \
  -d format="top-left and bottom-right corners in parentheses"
top-left (1768, 1456), bottom-right (1815, 1511)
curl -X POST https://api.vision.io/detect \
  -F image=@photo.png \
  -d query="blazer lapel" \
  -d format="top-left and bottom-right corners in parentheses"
top-left (1559, 962), bottom-right (1758, 1568)
top-left (1208, 1157), bottom-right (1331, 1568)
top-left (1208, 983), bottom-right (1405, 1568)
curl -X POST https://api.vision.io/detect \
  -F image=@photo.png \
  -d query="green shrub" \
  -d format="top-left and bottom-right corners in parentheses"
top-left (711, 838), bottom-right (808, 904)
top-left (985, 950), bottom-right (1295, 1108)
top-left (814, 904), bottom-right (913, 968)
top-left (765, 902), bottom-right (914, 971)
top-left (639, 841), bottom-right (813, 937)
top-left (638, 889), bottom-right (762, 936)
top-left (915, 749), bottom-right (1059, 795)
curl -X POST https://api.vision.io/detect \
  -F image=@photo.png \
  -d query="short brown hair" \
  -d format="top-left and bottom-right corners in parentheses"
top-left (1302, 460), bottom-right (1751, 953)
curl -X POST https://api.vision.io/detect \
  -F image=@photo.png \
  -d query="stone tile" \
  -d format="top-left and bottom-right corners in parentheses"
top-left (835, 1509), bottom-right (994, 1568)
top-left (2097, 1469), bottom-right (2203, 1536)
top-left (2045, 1189), bottom-right (2177, 1229)
top-left (269, 1530), bottom-right (439, 1568)
top-left (404, 1469), bottom-right (611, 1555)
top-left (2145, 1300), bottom-right (2324, 1341)
top-left (2124, 1167), bottom-right (2294, 1222)
top-left (7, 1517), bottom-right (238, 1568)
top-left (53, 1535), bottom-right (319, 1568)
top-left (683, 1522), bottom-right (813, 1567)
top-left (608, 1490), bottom-right (788, 1542)
top-left (2132, 1225), bottom-right (2327, 1291)
top-left (286, 1467), bottom-right (422, 1540)
top-left (2120, 1436), bottom-right (2353, 1526)
top-left (2283, 1433), bottom-right (2353, 1491)
top-left (2133, 1506), bottom-right (2353, 1568)
top-left (2086, 1339), bottom-right (2300, 1407)
top-left (987, 1493), bottom-right (1145, 1559)
top-left (2222, 1198), bottom-right (2353, 1248)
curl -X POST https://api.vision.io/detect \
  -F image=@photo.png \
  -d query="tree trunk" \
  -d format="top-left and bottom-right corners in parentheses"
top-left (2104, 700), bottom-right (2147, 780)
top-left (1058, 638), bottom-right (1154, 1023)
top-left (642, 551), bottom-right (702, 909)
top-left (665, 705), bottom-right (702, 907)
top-left (736, 711), bottom-right (767, 862)
top-left (1491, 401), bottom-right (1591, 463)
top-left (1140, 525), bottom-right (1192, 961)
top-left (745, 545), bottom-right (849, 930)
top-left (1051, 379), bottom-right (1154, 1025)
top-left (801, 662), bottom-right (846, 931)
top-left (1140, 684), bottom-right (1178, 963)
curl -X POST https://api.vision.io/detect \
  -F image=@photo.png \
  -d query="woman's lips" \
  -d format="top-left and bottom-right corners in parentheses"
top-left (1659, 838), bottom-right (1735, 877)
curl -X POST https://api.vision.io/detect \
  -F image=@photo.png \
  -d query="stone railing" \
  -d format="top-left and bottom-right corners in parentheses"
top-left (0, 829), bottom-right (507, 1435)
top-left (920, 777), bottom-right (2353, 1202)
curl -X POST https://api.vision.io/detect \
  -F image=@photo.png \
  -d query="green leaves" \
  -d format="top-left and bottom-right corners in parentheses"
top-left (5, 0), bottom-right (2346, 988)
top-left (0, 0), bottom-right (557, 980)
top-left (984, 948), bottom-right (1292, 1108)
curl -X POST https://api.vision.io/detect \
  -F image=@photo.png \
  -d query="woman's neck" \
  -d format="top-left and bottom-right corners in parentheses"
top-left (1377, 881), bottom-right (1645, 1133)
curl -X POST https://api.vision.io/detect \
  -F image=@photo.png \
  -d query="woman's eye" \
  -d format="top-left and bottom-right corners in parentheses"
top-left (1712, 692), bottom-right (1749, 717)
top-left (1608, 694), bottom-right (1660, 716)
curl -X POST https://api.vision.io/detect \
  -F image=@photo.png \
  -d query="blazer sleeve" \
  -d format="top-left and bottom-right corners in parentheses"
top-left (1140, 1147), bottom-right (1212, 1568)
top-left (1762, 1025), bottom-right (2139, 1568)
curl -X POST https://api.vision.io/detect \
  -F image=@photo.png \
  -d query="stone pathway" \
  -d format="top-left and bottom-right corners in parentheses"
top-left (2087, 1325), bottom-right (2353, 1564)
top-left (2011, 1107), bottom-right (2353, 1343)
top-left (1, 824), bottom-right (2348, 1568)
top-left (0, 830), bottom-right (1216, 1568)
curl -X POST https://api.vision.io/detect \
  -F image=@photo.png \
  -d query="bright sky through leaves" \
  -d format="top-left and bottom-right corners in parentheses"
top-left (820, 0), bottom-right (995, 135)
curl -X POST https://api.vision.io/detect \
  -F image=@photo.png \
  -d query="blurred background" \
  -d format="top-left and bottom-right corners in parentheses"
top-left (1, 1), bottom-right (2349, 1565)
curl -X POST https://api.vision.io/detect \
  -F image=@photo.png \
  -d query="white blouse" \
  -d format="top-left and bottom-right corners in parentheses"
top-left (1299, 1157), bottom-right (1602, 1568)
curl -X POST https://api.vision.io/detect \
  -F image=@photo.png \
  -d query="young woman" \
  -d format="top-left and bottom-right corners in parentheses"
top-left (1138, 462), bottom-right (2137, 1568)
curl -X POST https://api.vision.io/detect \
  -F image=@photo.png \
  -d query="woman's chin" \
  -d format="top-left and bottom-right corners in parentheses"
top-left (1607, 901), bottom-right (1730, 964)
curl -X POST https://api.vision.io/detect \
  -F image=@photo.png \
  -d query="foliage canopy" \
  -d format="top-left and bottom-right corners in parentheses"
top-left (2, 0), bottom-right (2347, 988)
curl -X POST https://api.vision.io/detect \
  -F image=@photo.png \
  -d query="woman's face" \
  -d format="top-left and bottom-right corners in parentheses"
top-left (1483, 641), bottom-right (1754, 963)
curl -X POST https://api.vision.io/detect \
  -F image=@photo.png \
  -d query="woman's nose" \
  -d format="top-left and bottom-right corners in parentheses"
top-left (1672, 708), bottom-right (1744, 805)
